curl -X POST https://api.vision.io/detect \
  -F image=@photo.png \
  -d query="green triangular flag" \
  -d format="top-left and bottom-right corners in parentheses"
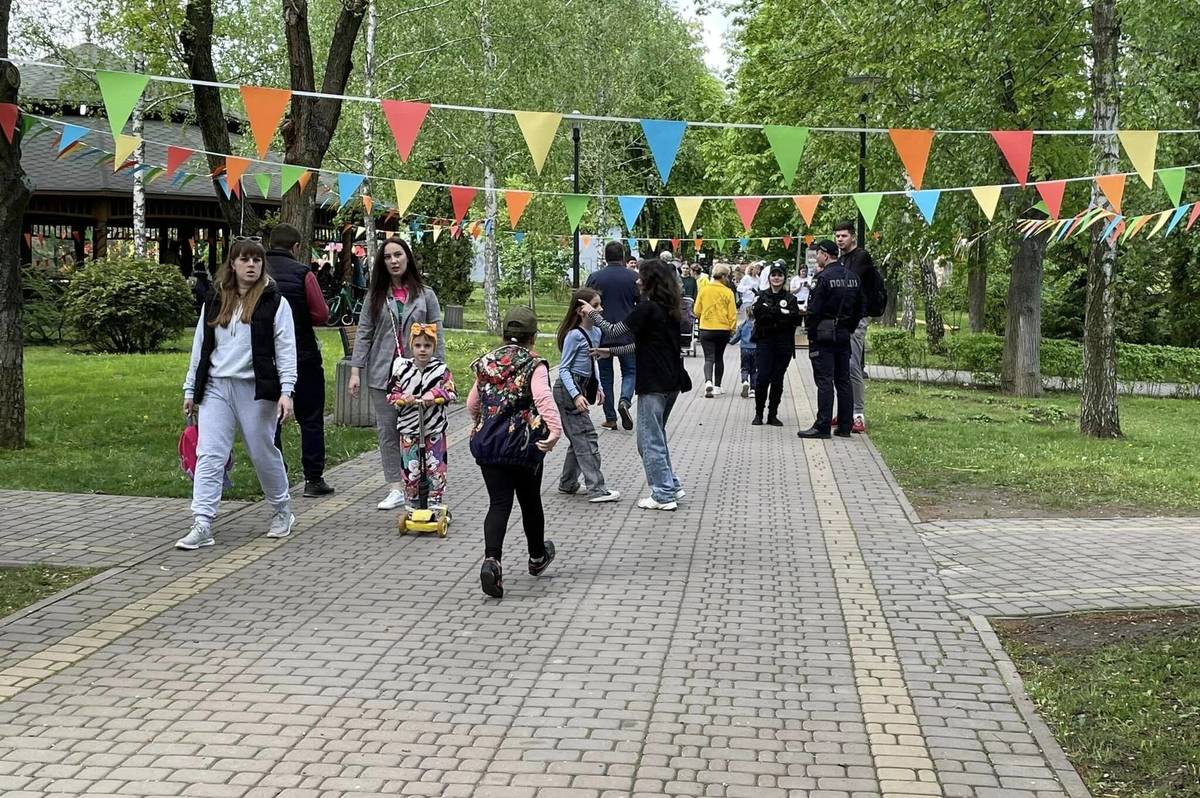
top-left (254, 173), bottom-right (272, 198)
top-left (1033, 199), bottom-right (1049, 215)
top-left (281, 164), bottom-right (308, 194)
top-left (562, 195), bottom-right (588, 231)
top-left (715, 238), bottom-right (728, 253)
top-left (1156, 167), bottom-right (1186, 207)
top-left (96, 70), bottom-right (150, 139)
top-left (762, 125), bottom-right (810, 184)
top-left (853, 192), bottom-right (884, 230)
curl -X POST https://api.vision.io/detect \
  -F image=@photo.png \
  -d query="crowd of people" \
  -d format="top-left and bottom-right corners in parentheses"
top-left (177, 224), bottom-right (884, 597)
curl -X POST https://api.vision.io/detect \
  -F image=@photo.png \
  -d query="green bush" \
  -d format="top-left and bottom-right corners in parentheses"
top-left (22, 265), bottom-right (71, 344)
top-left (64, 256), bottom-right (194, 353)
top-left (944, 334), bottom-right (1004, 374)
top-left (870, 328), bottom-right (926, 371)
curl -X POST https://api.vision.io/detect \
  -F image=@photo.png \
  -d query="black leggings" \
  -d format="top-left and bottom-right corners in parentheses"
top-left (480, 463), bottom-right (546, 561)
top-left (699, 329), bottom-right (731, 386)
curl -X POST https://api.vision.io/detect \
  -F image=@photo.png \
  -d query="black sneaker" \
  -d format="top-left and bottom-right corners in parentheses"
top-left (303, 479), bottom-right (335, 497)
top-left (480, 558), bottom-right (503, 598)
top-left (529, 540), bottom-right (556, 576)
top-left (751, 416), bottom-right (763, 426)
top-left (834, 428), bottom-right (853, 438)
top-left (767, 417), bottom-right (784, 427)
top-left (618, 400), bottom-right (634, 431)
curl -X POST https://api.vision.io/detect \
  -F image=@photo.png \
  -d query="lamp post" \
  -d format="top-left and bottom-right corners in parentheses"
top-left (571, 119), bottom-right (581, 288)
top-left (845, 75), bottom-right (882, 243)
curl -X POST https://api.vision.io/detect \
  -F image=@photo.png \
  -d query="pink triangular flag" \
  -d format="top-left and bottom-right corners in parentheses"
top-left (1187, 203), bottom-right (1200, 232)
top-left (782, 235), bottom-right (793, 249)
top-left (0, 104), bottom-right (18, 143)
top-left (381, 100), bottom-right (430, 162)
top-left (733, 197), bottom-right (762, 232)
top-left (166, 146), bottom-right (193, 178)
top-left (1035, 179), bottom-right (1066, 219)
top-left (991, 130), bottom-right (1034, 186)
top-left (449, 186), bottom-right (477, 221)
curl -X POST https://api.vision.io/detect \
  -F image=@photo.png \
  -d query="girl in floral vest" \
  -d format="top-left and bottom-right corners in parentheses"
top-left (467, 307), bottom-right (562, 598)
top-left (386, 323), bottom-right (457, 511)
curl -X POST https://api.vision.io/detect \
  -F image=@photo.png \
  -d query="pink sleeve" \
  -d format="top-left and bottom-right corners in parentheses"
top-left (531, 363), bottom-right (562, 438)
top-left (467, 381), bottom-right (481, 420)
top-left (304, 272), bottom-right (329, 326)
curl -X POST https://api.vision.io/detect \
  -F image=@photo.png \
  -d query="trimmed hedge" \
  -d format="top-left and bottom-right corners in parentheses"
top-left (64, 256), bottom-right (194, 353)
top-left (869, 328), bottom-right (1200, 387)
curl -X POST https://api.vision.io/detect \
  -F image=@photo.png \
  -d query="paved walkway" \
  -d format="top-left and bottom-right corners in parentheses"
top-left (8, 348), bottom-right (1196, 796)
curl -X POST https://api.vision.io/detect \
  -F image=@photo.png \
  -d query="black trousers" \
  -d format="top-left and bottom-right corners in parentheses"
top-left (809, 335), bottom-right (852, 433)
top-left (754, 337), bottom-right (793, 419)
top-left (699, 329), bottom-right (731, 386)
top-left (274, 359), bottom-right (326, 481)
top-left (481, 463), bottom-right (546, 562)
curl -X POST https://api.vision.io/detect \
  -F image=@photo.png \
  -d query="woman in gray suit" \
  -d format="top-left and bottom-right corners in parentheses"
top-left (348, 237), bottom-right (445, 509)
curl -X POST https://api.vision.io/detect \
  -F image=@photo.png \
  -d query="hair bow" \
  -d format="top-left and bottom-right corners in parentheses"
top-left (410, 322), bottom-right (439, 341)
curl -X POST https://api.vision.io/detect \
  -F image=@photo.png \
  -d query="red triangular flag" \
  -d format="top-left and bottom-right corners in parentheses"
top-left (450, 221), bottom-right (462, 239)
top-left (671, 237), bottom-right (680, 252)
top-left (0, 104), bottom-right (18, 143)
top-left (732, 197), bottom-right (762, 232)
top-left (1035, 179), bottom-right (1067, 219)
top-left (888, 128), bottom-right (935, 190)
top-left (991, 130), bottom-right (1034, 186)
top-left (166, 146), bottom-right (193, 178)
top-left (792, 195), bottom-right (821, 226)
top-left (449, 186), bottom-right (477, 221)
top-left (1187, 203), bottom-right (1200, 232)
top-left (239, 85), bottom-right (292, 158)
top-left (782, 235), bottom-right (793, 249)
top-left (381, 100), bottom-right (430, 162)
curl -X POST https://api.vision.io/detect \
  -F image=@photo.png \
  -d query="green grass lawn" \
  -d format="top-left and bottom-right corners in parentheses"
top-left (460, 288), bottom-right (571, 331)
top-left (868, 381), bottom-right (1200, 516)
top-left (0, 565), bottom-right (102, 618)
top-left (2, 328), bottom-right (494, 500)
top-left (998, 610), bottom-right (1200, 798)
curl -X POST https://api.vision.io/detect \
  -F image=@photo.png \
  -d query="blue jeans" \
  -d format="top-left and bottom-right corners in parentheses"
top-left (636, 391), bottom-right (682, 503)
top-left (597, 351), bottom-right (636, 422)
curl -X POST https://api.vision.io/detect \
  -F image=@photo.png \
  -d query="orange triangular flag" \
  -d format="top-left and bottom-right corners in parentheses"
top-left (1095, 173), bottom-right (1125, 214)
top-left (792, 195), bottom-right (821, 226)
top-left (505, 190), bottom-right (532, 228)
top-left (888, 129), bottom-right (935, 190)
top-left (225, 156), bottom-right (251, 195)
top-left (363, 194), bottom-right (373, 214)
top-left (239, 86), bottom-right (291, 158)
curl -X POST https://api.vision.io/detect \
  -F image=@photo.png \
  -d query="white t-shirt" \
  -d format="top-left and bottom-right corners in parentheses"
top-left (790, 275), bottom-right (811, 306)
top-left (737, 274), bottom-right (759, 306)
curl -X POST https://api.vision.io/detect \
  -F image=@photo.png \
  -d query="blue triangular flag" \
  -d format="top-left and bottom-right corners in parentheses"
top-left (618, 195), bottom-right (648, 230)
top-left (909, 189), bottom-right (941, 225)
top-left (627, 237), bottom-right (639, 256)
top-left (1054, 219), bottom-right (1073, 241)
top-left (514, 231), bottom-right (526, 244)
top-left (1165, 204), bottom-right (1192, 236)
top-left (414, 231), bottom-right (425, 243)
top-left (1099, 214), bottom-right (1124, 241)
top-left (57, 124), bottom-right (89, 152)
top-left (337, 172), bottom-right (365, 207)
top-left (738, 236), bottom-right (750, 251)
top-left (216, 175), bottom-right (232, 199)
top-left (639, 119), bottom-right (687, 185)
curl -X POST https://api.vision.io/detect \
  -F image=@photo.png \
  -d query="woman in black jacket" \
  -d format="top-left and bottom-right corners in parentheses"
top-left (749, 262), bottom-right (801, 426)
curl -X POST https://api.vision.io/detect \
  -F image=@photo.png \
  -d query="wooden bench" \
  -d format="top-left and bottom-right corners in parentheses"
top-left (338, 325), bottom-right (358, 358)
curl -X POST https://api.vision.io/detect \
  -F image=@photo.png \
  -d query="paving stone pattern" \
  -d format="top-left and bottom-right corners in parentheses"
top-left (0, 353), bottom-right (1094, 796)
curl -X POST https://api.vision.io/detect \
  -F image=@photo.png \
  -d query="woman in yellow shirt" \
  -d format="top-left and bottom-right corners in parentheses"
top-left (693, 263), bottom-right (738, 397)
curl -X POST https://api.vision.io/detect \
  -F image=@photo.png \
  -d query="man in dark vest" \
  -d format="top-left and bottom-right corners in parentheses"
top-left (266, 224), bottom-right (334, 496)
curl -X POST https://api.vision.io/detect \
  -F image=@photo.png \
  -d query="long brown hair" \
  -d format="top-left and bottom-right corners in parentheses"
top-left (368, 237), bottom-right (424, 320)
top-left (556, 287), bottom-right (600, 352)
top-left (638, 258), bottom-right (682, 325)
top-left (210, 239), bottom-right (270, 327)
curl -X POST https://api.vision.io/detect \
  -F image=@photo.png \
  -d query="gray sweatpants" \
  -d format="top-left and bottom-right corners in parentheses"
top-left (849, 318), bottom-right (868, 416)
top-left (553, 379), bottom-right (608, 497)
top-left (192, 377), bottom-right (290, 525)
top-left (369, 387), bottom-right (404, 483)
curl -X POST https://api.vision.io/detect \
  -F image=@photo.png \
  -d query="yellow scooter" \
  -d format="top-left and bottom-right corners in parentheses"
top-left (395, 395), bottom-right (450, 537)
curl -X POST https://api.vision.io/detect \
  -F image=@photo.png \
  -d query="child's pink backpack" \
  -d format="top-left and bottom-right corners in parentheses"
top-left (178, 416), bottom-right (234, 489)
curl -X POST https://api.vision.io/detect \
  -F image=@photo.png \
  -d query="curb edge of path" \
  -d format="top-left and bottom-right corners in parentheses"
top-left (968, 613), bottom-right (1094, 798)
top-left (859, 430), bottom-right (924, 525)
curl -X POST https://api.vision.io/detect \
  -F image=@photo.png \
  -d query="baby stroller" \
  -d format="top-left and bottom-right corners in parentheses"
top-left (680, 296), bottom-right (697, 357)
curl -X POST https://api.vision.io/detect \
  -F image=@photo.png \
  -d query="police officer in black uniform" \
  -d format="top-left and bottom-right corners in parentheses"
top-left (798, 240), bottom-right (864, 439)
top-left (749, 262), bottom-right (802, 426)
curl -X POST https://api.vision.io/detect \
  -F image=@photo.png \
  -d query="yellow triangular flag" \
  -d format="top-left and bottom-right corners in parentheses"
top-left (113, 134), bottom-right (140, 171)
top-left (393, 179), bottom-right (421, 217)
top-left (514, 111), bottom-right (562, 174)
top-left (1118, 130), bottom-right (1159, 188)
top-left (970, 185), bottom-right (1002, 221)
top-left (760, 237), bottom-right (770, 249)
top-left (1146, 208), bottom-right (1172, 238)
top-left (648, 238), bottom-right (659, 250)
top-left (674, 196), bottom-right (704, 234)
top-left (432, 224), bottom-right (442, 242)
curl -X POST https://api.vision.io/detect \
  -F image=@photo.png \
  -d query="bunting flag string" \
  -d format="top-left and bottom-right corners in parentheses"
top-left (762, 125), bottom-right (809, 183)
top-left (112, 134), bottom-right (141, 172)
top-left (970, 185), bottom-right (1002, 220)
top-left (618, 195), bottom-right (647, 231)
top-left (514, 111), bottom-right (562, 174)
top-left (504, 190), bottom-right (532, 228)
top-left (640, 119), bottom-right (687, 184)
top-left (1156, 167), bottom-right (1185, 206)
top-left (95, 70), bottom-right (149, 139)
top-left (1118, 130), bottom-right (1159, 187)
top-left (674, 197), bottom-right (704, 233)
top-left (792, 195), bottom-right (820, 226)
top-left (1095, 173), bottom-right (1125, 213)
top-left (239, 85), bottom-right (292, 158)
top-left (889, 129), bottom-right (935, 190)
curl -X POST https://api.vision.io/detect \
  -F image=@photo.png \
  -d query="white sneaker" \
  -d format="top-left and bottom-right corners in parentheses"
top-left (175, 522), bottom-right (214, 550)
top-left (713, 385), bottom-right (724, 396)
top-left (588, 490), bottom-right (621, 503)
top-left (749, 388), bottom-right (755, 398)
top-left (741, 381), bottom-right (750, 398)
top-left (674, 489), bottom-right (686, 500)
top-left (704, 380), bottom-right (714, 398)
top-left (637, 497), bottom-right (678, 511)
top-left (377, 489), bottom-right (406, 510)
top-left (266, 510), bottom-right (296, 538)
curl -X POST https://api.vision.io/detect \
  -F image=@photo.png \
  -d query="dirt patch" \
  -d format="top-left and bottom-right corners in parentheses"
top-left (909, 484), bottom-right (1164, 521)
top-left (996, 608), bottom-right (1200, 655)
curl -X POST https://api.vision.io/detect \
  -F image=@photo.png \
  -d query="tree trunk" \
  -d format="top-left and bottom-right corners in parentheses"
top-left (900, 260), bottom-right (916, 334)
top-left (967, 225), bottom-right (988, 333)
top-left (181, 0), bottom-right (263, 235)
top-left (1081, 0), bottom-right (1122, 437)
top-left (1000, 224), bottom-right (1045, 396)
top-left (279, 0), bottom-right (367, 250)
top-left (131, 55), bottom-right (147, 258)
top-left (0, 24), bottom-right (31, 448)
top-left (880, 278), bottom-right (898, 326)
top-left (360, 0), bottom-right (377, 264)
top-left (920, 255), bottom-right (944, 351)
top-left (479, 0), bottom-right (500, 333)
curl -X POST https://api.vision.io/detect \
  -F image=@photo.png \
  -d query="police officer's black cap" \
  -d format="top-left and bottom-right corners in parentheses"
top-left (813, 239), bottom-right (839, 257)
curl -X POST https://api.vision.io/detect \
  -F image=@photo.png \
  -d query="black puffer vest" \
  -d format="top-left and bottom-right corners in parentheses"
top-left (192, 285), bottom-right (283, 404)
top-left (266, 249), bottom-right (320, 364)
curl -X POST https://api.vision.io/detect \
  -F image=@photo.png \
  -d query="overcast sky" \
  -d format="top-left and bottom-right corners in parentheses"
top-left (670, 1), bottom-right (734, 76)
